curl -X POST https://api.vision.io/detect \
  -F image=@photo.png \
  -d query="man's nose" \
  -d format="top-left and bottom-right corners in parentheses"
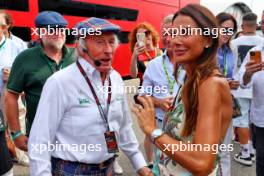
top-left (104, 42), bottom-right (114, 54)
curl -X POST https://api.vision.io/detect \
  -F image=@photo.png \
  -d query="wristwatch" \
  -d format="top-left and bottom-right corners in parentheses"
top-left (10, 130), bottom-right (23, 141)
top-left (150, 129), bottom-right (164, 143)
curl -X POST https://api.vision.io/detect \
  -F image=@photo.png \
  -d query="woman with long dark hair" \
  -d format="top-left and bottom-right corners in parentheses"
top-left (132, 4), bottom-right (232, 175)
top-left (216, 12), bottom-right (239, 175)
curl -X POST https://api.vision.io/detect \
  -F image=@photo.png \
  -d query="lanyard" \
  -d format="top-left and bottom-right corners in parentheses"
top-left (0, 37), bottom-right (6, 49)
top-left (223, 50), bottom-right (228, 77)
top-left (162, 55), bottom-right (176, 95)
top-left (76, 60), bottom-right (112, 132)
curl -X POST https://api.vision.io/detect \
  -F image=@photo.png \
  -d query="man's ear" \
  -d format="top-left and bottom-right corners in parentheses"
top-left (241, 24), bottom-right (244, 31)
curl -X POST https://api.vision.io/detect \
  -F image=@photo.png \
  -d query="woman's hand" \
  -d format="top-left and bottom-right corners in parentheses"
top-left (133, 42), bottom-right (146, 58)
top-left (137, 167), bottom-right (153, 176)
top-left (132, 96), bottom-right (156, 136)
top-left (227, 80), bottom-right (240, 90)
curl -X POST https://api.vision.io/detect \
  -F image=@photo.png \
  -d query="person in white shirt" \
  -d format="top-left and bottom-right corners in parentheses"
top-left (238, 43), bottom-right (264, 176)
top-left (28, 17), bottom-right (151, 176)
top-left (230, 12), bottom-right (264, 166)
top-left (0, 10), bottom-right (27, 50)
top-left (0, 11), bottom-right (28, 175)
top-left (138, 14), bottom-right (185, 169)
top-left (0, 10), bottom-right (29, 167)
top-left (260, 11), bottom-right (264, 35)
top-left (0, 12), bottom-right (14, 176)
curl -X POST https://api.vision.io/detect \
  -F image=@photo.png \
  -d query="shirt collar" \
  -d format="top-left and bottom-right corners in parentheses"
top-left (0, 35), bottom-right (6, 49)
top-left (0, 35), bottom-right (5, 45)
top-left (77, 57), bottom-right (114, 79)
top-left (162, 50), bottom-right (170, 62)
top-left (39, 44), bottom-right (70, 62)
top-left (10, 33), bottom-right (14, 40)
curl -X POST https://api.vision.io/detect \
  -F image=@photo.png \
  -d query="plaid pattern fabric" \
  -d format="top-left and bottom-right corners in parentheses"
top-left (75, 17), bottom-right (120, 34)
top-left (51, 157), bottom-right (115, 176)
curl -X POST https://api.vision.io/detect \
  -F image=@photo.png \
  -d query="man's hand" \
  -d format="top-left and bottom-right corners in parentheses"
top-left (228, 80), bottom-right (240, 90)
top-left (14, 135), bottom-right (28, 151)
top-left (243, 61), bottom-right (264, 85)
top-left (153, 97), bottom-right (174, 111)
top-left (2, 67), bottom-right (11, 83)
top-left (137, 167), bottom-right (153, 176)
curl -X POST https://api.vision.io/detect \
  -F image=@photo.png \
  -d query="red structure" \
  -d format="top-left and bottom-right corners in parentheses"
top-left (1, 0), bottom-right (200, 77)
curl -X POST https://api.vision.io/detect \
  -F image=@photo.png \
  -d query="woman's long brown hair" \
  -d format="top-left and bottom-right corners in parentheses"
top-left (173, 4), bottom-right (219, 137)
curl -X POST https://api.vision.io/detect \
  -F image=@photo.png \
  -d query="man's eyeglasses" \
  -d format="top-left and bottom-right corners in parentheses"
top-left (259, 20), bottom-right (264, 25)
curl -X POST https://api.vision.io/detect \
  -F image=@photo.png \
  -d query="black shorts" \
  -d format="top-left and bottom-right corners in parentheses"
top-left (0, 131), bottom-right (13, 175)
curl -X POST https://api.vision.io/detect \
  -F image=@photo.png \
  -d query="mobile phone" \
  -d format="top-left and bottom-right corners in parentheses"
top-left (250, 51), bottom-right (262, 63)
top-left (133, 94), bottom-right (144, 106)
top-left (136, 32), bottom-right (146, 47)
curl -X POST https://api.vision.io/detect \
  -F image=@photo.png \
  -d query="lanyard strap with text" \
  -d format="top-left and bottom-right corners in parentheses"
top-left (223, 50), bottom-right (228, 77)
top-left (162, 55), bottom-right (176, 95)
top-left (0, 37), bottom-right (6, 49)
top-left (76, 60), bottom-right (112, 132)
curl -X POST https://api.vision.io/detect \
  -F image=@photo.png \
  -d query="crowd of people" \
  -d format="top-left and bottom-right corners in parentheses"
top-left (0, 3), bottom-right (264, 176)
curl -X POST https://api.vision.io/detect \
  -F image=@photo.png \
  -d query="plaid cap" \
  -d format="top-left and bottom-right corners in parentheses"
top-left (75, 17), bottom-right (121, 35)
top-left (35, 11), bottom-right (68, 28)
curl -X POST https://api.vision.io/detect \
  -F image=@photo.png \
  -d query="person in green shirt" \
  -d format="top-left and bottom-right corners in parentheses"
top-left (5, 11), bottom-right (75, 152)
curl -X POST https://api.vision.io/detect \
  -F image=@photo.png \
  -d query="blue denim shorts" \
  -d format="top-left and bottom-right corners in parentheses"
top-left (51, 157), bottom-right (115, 176)
top-left (233, 98), bottom-right (251, 128)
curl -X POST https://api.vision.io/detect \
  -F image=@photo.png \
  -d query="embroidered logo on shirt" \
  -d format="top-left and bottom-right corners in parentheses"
top-left (78, 98), bottom-right (90, 105)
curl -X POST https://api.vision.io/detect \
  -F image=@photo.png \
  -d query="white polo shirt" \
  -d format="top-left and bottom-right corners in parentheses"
top-left (239, 44), bottom-right (264, 127)
top-left (0, 35), bottom-right (22, 92)
top-left (140, 51), bottom-right (185, 121)
top-left (10, 33), bottom-right (27, 51)
top-left (231, 35), bottom-right (264, 99)
top-left (28, 58), bottom-right (146, 175)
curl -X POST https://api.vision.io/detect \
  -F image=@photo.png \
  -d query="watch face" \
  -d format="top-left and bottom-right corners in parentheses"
top-left (152, 129), bottom-right (163, 138)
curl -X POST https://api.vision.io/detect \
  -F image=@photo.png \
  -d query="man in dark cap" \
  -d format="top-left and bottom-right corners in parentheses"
top-left (5, 11), bottom-right (75, 152)
top-left (28, 17), bottom-right (151, 176)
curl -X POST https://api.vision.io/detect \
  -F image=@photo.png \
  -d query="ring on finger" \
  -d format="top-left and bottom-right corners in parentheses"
top-left (137, 105), bottom-right (143, 112)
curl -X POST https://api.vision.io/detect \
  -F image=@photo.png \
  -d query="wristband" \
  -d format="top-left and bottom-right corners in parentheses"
top-left (11, 130), bottom-right (23, 141)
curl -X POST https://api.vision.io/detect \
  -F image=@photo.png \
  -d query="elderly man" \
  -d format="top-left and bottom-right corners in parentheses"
top-left (28, 17), bottom-right (150, 176)
top-left (5, 11), bottom-right (75, 152)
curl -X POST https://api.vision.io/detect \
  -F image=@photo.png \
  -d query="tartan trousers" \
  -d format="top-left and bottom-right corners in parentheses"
top-left (51, 157), bottom-right (115, 176)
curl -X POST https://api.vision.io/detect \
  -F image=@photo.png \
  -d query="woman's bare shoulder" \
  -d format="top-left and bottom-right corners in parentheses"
top-left (200, 75), bottom-right (230, 95)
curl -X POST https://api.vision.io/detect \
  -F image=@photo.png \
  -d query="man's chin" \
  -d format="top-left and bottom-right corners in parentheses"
top-left (97, 66), bottom-right (111, 73)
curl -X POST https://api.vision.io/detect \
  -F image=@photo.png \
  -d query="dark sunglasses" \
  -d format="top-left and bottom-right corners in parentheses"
top-left (144, 30), bottom-right (151, 36)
